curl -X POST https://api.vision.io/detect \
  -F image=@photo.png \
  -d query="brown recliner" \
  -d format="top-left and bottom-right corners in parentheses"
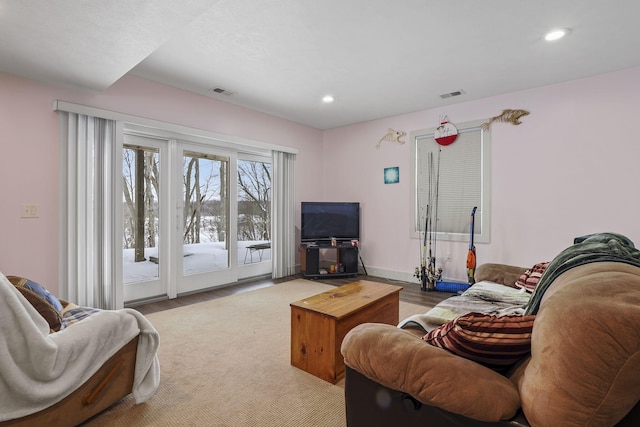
top-left (341, 261), bottom-right (640, 426)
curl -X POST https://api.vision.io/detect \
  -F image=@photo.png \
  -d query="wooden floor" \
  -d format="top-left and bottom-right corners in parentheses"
top-left (131, 273), bottom-right (455, 316)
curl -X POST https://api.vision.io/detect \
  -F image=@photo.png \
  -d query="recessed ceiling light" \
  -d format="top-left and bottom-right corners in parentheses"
top-left (544, 28), bottom-right (569, 41)
top-left (322, 95), bottom-right (334, 103)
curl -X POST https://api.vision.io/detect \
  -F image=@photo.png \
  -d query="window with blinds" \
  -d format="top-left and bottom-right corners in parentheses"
top-left (411, 119), bottom-right (491, 243)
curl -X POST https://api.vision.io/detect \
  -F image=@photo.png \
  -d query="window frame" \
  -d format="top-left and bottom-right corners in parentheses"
top-left (410, 118), bottom-right (491, 244)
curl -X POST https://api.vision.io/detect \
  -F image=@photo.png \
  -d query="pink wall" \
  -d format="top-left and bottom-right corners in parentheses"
top-left (0, 73), bottom-right (323, 295)
top-left (323, 66), bottom-right (640, 282)
top-left (2, 66), bottom-right (639, 293)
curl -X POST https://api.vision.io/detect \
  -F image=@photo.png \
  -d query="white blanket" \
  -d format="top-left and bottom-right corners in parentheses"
top-left (0, 272), bottom-right (160, 421)
top-left (398, 281), bottom-right (532, 333)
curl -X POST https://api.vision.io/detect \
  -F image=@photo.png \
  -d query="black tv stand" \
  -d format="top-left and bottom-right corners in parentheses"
top-left (300, 243), bottom-right (360, 279)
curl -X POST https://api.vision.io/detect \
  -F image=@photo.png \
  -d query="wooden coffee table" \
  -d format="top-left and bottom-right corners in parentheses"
top-left (290, 280), bottom-right (402, 383)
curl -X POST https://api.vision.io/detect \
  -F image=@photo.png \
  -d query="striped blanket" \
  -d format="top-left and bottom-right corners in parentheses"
top-left (61, 304), bottom-right (101, 327)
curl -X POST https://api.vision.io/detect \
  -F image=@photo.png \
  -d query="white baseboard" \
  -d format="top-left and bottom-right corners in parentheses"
top-left (294, 263), bottom-right (447, 286)
top-left (293, 263), bottom-right (416, 283)
top-left (361, 266), bottom-right (417, 284)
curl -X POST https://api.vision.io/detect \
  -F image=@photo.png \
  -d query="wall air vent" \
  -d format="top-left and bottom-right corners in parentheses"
top-left (209, 87), bottom-right (235, 96)
top-left (440, 89), bottom-right (466, 99)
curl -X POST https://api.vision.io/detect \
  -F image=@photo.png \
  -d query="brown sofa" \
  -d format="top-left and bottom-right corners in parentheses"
top-left (341, 233), bottom-right (640, 426)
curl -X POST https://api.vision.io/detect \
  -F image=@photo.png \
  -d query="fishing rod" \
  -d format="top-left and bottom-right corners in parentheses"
top-left (414, 198), bottom-right (427, 287)
top-left (426, 148), bottom-right (443, 290)
top-left (427, 152), bottom-right (434, 289)
top-left (425, 115), bottom-right (457, 289)
top-left (420, 205), bottom-right (428, 290)
top-left (436, 149), bottom-right (441, 232)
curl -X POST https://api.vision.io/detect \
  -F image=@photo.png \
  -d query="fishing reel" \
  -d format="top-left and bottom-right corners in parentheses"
top-left (427, 267), bottom-right (443, 283)
top-left (415, 264), bottom-right (442, 291)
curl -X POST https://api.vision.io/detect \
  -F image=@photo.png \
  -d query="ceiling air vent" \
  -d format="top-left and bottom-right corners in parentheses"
top-left (440, 89), bottom-right (465, 99)
top-left (209, 87), bottom-right (234, 96)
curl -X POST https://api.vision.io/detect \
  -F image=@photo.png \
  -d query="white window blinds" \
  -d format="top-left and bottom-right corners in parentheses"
top-left (412, 120), bottom-right (491, 243)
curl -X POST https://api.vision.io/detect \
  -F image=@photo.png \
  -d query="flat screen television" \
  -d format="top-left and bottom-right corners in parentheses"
top-left (301, 202), bottom-right (360, 243)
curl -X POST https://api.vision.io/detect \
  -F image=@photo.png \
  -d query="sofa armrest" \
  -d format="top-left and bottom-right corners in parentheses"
top-left (520, 262), bottom-right (640, 427)
top-left (341, 323), bottom-right (521, 422)
top-left (475, 263), bottom-right (527, 288)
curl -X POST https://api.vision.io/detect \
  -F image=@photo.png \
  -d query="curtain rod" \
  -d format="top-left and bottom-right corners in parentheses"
top-left (52, 100), bottom-right (299, 155)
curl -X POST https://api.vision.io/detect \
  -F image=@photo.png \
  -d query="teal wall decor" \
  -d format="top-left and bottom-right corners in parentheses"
top-left (384, 167), bottom-right (399, 184)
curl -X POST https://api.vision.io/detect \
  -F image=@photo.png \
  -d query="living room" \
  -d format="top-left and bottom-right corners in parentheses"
top-left (1, 3), bottom-right (639, 298)
top-left (2, 2), bottom-right (640, 426)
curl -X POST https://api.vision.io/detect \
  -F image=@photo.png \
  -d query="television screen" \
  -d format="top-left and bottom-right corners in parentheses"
top-left (301, 202), bottom-right (360, 242)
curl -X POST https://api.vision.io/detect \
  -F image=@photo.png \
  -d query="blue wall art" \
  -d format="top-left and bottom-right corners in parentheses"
top-left (384, 166), bottom-right (399, 184)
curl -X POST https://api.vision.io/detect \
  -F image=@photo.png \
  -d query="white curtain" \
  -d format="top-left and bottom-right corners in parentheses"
top-left (59, 113), bottom-right (121, 309)
top-left (271, 151), bottom-right (296, 278)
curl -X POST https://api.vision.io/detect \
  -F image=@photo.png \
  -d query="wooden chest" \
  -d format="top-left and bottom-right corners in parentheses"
top-left (290, 280), bottom-right (402, 383)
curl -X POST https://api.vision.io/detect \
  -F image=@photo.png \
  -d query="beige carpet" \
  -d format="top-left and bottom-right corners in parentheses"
top-left (85, 279), bottom-right (427, 427)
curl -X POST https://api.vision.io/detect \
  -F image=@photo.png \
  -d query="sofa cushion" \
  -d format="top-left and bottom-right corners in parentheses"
top-left (7, 276), bottom-right (64, 332)
top-left (514, 262), bottom-right (549, 291)
top-left (423, 312), bottom-right (535, 370)
top-left (341, 323), bottom-right (521, 422)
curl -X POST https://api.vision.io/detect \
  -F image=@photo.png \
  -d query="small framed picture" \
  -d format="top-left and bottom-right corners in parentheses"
top-left (384, 166), bottom-right (399, 184)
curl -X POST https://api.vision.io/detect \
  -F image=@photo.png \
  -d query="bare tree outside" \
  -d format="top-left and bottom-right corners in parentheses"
top-left (237, 159), bottom-right (271, 242)
top-left (182, 153), bottom-right (226, 244)
top-left (183, 156), bottom-right (203, 244)
top-left (122, 146), bottom-right (159, 256)
top-left (123, 149), bottom-right (272, 283)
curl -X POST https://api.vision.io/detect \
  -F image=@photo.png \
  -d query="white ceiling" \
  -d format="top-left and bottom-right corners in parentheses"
top-left (2, 0), bottom-right (639, 130)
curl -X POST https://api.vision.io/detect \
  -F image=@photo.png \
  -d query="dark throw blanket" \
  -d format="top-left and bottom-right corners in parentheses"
top-left (524, 232), bottom-right (640, 315)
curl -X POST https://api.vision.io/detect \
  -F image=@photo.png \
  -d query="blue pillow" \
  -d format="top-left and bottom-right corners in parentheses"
top-left (11, 276), bottom-right (63, 312)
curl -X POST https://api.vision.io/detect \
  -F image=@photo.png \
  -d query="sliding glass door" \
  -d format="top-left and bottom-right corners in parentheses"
top-left (122, 134), bottom-right (169, 302)
top-left (177, 144), bottom-right (236, 293)
top-left (237, 155), bottom-right (272, 278)
top-left (122, 135), bottom-right (272, 302)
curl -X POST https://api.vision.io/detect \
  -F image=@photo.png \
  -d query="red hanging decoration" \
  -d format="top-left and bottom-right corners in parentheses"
top-left (434, 117), bottom-right (458, 146)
